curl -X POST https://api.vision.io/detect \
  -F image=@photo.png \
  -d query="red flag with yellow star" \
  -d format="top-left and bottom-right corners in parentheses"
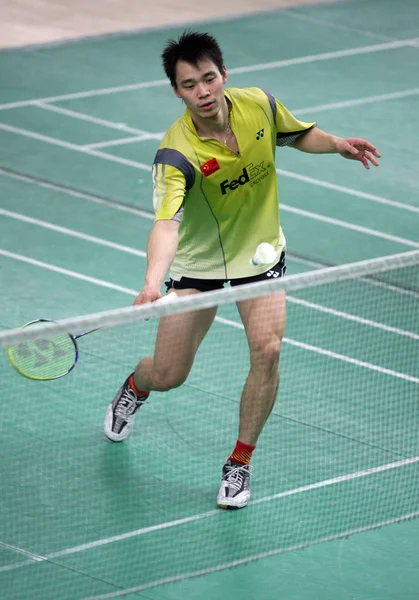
top-left (200, 158), bottom-right (220, 177)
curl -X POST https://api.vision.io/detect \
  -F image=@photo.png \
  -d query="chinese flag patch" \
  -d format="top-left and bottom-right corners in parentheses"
top-left (200, 158), bottom-right (220, 177)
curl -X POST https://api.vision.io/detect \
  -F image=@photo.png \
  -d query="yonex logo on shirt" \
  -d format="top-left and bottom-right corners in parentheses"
top-left (220, 161), bottom-right (269, 195)
top-left (256, 129), bottom-right (265, 140)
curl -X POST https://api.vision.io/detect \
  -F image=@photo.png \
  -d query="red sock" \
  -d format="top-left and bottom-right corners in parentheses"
top-left (228, 440), bottom-right (256, 465)
top-left (128, 374), bottom-right (149, 397)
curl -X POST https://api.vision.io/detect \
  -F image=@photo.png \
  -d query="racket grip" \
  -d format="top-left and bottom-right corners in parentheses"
top-left (155, 293), bottom-right (178, 306)
top-left (144, 293), bottom-right (178, 320)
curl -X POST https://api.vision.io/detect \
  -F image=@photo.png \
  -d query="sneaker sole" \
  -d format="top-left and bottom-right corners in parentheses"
top-left (217, 500), bottom-right (248, 510)
top-left (104, 432), bottom-right (127, 443)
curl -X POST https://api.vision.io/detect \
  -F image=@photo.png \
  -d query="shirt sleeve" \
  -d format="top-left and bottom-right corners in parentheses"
top-left (152, 147), bottom-right (196, 221)
top-left (152, 162), bottom-right (187, 221)
top-left (274, 97), bottom-right (316, 147)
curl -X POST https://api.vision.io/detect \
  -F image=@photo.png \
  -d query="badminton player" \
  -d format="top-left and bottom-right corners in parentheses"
top-left (104, 31), bottom-right (380, 509)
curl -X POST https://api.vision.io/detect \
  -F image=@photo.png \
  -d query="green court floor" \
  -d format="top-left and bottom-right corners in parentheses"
top-left (0, 0), bottom-right (418, 598)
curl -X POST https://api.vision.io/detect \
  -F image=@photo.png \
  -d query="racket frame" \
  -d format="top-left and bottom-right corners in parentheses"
top-left (7, 318), bottom-right (80, 381)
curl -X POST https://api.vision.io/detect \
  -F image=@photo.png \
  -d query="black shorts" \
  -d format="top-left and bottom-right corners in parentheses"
top-left (165, 252), bottom-right (286, 293)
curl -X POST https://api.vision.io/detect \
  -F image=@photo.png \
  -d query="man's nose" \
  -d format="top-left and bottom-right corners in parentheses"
top-left (197, 83), bottom-right (210, 98)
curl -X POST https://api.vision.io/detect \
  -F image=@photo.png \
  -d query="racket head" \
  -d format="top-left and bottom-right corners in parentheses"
top-left (7, 319), bottom-right (79, 380)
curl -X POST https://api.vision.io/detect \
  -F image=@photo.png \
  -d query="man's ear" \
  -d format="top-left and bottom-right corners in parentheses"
top-left (173, 85), bottom-right (181, 99)
top-left (221, 65), bottom-right (227, 84)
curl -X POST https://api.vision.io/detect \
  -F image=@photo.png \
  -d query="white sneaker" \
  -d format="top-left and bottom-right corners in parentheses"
top-left (217, 460), bottom-right (252, 510)
top-left (104, 373), bottom-right (148, 442)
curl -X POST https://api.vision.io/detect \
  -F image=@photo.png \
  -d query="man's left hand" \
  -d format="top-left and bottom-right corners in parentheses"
top-left (336, 138), bottom-right (381, 169)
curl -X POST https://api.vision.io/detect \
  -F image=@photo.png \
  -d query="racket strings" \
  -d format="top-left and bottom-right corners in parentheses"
top-left (9, 334), bottom-right (77, 380)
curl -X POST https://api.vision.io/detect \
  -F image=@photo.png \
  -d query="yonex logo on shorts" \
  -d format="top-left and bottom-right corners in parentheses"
top-left (220, 162), bottom-right (270, 195)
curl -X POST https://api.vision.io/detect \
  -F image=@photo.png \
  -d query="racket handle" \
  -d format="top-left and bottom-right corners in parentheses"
top-left (75, 328), bottom-right (101, 339)
top-left (154, 293), bottom-right (178, 306)
top-left (143, 293), bottom-right (178, 320)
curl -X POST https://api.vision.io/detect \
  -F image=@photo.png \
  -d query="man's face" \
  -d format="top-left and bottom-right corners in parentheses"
top-left (173, 58), bottom-right (227, 120)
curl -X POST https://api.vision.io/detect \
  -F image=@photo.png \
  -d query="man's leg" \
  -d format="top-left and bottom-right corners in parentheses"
top-left (105, 289), bottom-right (217, 441)
top-left (236, 290), bottom-right (286, 445)
top-left (134, 289), bottom-right (217, 391)
top-left (217, 291), bottom-right (286, 509)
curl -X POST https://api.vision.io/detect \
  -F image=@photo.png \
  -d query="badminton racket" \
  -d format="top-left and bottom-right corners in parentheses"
top-left (7, 294), bottom-right (178, 381)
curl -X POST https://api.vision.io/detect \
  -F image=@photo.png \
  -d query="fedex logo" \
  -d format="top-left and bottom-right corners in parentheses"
top-left (220, 162), bottom-right (269, 195)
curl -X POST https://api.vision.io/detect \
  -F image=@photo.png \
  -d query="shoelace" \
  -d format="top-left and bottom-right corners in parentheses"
top-left (114, 388), bottom-right (146, 420)
top-left (224, 464), bottom-right (253, 492)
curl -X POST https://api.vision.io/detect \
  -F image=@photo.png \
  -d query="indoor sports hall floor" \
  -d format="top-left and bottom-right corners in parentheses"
top-left (0, 0), bottom-right (418, 598)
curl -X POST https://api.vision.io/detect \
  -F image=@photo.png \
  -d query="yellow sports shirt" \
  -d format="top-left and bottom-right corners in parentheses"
top-left (152, 87), bottom-right (315, 280)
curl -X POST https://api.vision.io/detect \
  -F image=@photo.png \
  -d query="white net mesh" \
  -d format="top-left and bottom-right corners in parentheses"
top-left (0, 250), bottom-right (418, 598)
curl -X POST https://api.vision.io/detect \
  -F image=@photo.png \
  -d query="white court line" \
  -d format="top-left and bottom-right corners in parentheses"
top-left (293, 87), bottom-right (419, 116)
top-left (83, 135), bottom-right (152, 150)
top-left (0, 38), bottom-right (418, 111)
top-left (286, 296), bottom-right (419, 340)
top-left (280, 201), bottom-right (419, 248)
top-left (281, 8), bottom-right (419, 45)
top-left (1, 456), bottom-right (417, 575)
top-left (227, 39), bottom-right (419, 74)
top-left (1, 122), bottom-right (418, 245)
top-left (0, 122), bottom-right (152, 171)
top-left (2, 208), bottom-right (417, 341)
top-left (0, 250), bottom-right (137, 296)
top-left (215, 316), bottom-right (419, 384)
top-left (289, 256), bottom-right (419, 299)
top-left (0, 209), bottom-right (147, 257)
top-left (0, 167), bottom-right (155, 220)
top-left (35, 102), bottom-right (163, 139)
top-left (84, 511), bottom-right (419, 600)
top-left (282, 337), bottom-right (419, 383)
top-left (0, 79), bottom-right (167, 111)
top-left (0, 541), bottom-right (46, 564)
top-left (1, 248), bottom-right (417, 384)
top-left (278, 169), bottom-right (419, 216)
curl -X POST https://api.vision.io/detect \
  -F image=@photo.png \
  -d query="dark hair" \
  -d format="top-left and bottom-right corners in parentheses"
top-left (161, 31), bottom-right (224, 87)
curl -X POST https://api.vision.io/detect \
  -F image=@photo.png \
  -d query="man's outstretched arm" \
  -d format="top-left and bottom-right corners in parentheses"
top-left (291, 127), bottom-right (381, 169)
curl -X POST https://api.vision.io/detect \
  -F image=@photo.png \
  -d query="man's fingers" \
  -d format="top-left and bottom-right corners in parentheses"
top-left (133, 293), bottom-right (153, 306)
top-left (344, 142), bottom-right (359, 155)
top-left (341, 138), bottom-right (380, 167)
top-left (133, 295), bottom-right (147, 306)
top-left (348, 138), bottom-right (381, 157)
top-left (361, 156), bottom-right (370, 169)
top-left (365, 151), bottom-right (380, 167)
top-left (360, 143), bottom-right (380, 157)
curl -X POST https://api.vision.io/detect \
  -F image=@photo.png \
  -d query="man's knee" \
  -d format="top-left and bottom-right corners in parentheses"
top-left (251, 336), bottom-right (282, 366)
top-left (264, 338), bottom-right (282, 362)
top-left (152, 369), bottom-right (188, 391)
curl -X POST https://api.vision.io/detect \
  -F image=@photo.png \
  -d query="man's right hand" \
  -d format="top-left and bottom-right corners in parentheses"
top-left (133, 286), bottom-right (162, 306)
